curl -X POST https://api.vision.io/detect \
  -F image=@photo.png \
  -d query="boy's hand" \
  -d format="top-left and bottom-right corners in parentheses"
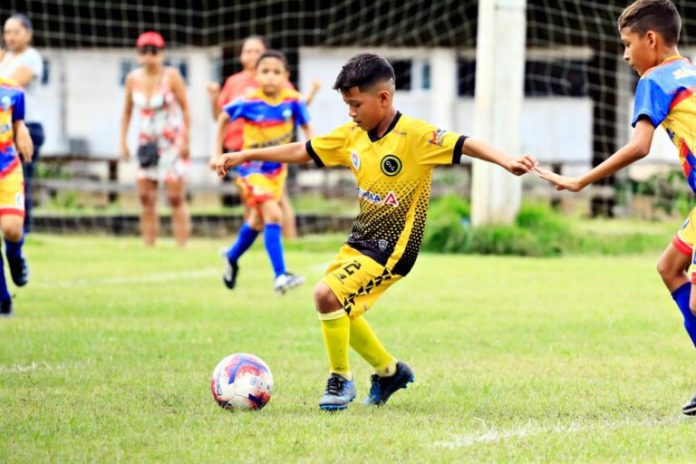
top-left (216, 152), bottom-right (244, 177)
top-left (507, 154), bottom-right (537, 176)
top-left (535, 167), bottom-right (584, 192)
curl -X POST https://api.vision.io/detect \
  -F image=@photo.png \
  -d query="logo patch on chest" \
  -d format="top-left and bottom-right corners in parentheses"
top-left (381, 155), bottom-right (402, 176)
top-left (351, 150), bottom-right (360, 170)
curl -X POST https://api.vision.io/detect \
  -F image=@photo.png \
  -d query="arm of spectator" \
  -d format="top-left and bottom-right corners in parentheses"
top-left (170, 68), bottom-right (191, 160)
top-left (120, 73), bottom-right (134, 161)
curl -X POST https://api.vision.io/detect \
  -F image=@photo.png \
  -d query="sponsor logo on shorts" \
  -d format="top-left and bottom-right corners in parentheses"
top-left (15, 192), bottom-right (23, 207)
top-left (378, 239), bottom-right (388, 252)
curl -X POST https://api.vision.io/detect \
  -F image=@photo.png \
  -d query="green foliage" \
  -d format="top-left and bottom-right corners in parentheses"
top-left (424, 196), bottom-right (668, 256)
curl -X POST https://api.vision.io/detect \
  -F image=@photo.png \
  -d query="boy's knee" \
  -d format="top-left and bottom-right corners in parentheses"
top-left (2, 222), bottom-right (23, 242)
top-left (656, 259), bottom-right (671, 278)
top-left (313, 282), bottom-right (342, 314)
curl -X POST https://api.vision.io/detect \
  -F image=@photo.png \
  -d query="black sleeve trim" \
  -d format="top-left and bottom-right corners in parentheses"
top-left (305, 140), bottom-right (325, 168)
top-left (452, 135), bottom-right (467, 164)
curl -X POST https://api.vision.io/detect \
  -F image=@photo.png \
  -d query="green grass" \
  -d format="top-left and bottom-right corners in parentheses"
top-left (2, 233), bottom-right (696, 462)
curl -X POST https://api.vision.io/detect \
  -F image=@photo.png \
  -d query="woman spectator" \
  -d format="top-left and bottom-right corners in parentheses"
top-left (120, 31), bottom-right (191, 247)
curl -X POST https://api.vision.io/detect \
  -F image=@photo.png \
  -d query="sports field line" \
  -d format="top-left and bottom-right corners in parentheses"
top-left (32, 268), bottom-right (220, 288)
top-left (0, 360), bottom-right (91, 374)
top-left (432, 417), bottom-right (684, 448)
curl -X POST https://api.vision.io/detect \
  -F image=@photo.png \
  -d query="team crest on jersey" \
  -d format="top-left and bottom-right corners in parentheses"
top-left (0, 96), bottom-right (11, 111)
top-left (282, 108), bottom-right (293, 120)
top-left (381, 155), bottom-right (402, 176)
top-left (429, 129), bottom-right (447, 146)
top-left (351, 150), bottom-right (360, 170)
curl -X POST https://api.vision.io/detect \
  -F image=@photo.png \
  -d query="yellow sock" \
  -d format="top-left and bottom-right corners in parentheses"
top-left (349, 316), bottom-right (397, 377)
top-left (319, 309), bottom-right (351, 379)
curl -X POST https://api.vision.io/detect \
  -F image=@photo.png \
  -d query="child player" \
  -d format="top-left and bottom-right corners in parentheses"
top-left (536, 0), bottom-right (696, 416)
top-left (213, 50), bottom-right (312, 294)
top-left (216, 53), bottom-right (537, 410)
top-left (0, 77), bottom-right (33, 317)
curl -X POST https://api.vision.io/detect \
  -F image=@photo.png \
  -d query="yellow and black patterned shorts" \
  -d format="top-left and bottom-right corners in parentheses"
top-left (322, 244), bottom-right (401, 319)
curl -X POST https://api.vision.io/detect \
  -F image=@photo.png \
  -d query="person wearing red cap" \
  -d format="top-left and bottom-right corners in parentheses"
top-left (120, 31), bottom-right (191, 247)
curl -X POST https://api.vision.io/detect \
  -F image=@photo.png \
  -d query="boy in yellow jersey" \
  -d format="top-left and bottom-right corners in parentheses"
top-left (216, 53), bottom-right (537, 410)
top-left (537, 0), bottom-right (696, 416)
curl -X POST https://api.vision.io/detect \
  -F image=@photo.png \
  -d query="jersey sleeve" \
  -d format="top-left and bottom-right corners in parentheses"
top-left (305, 124), bottom-right (352, 168)
top-left (293, 99), bottom-right (310, 126)
top-left (12, 90), bottom-right (25, 122)
top-left (631, 75), bottom-right (671, 127)
top-left (223, 97), bottom-right (245, 122)
top-left (415, 121), bottom-right (468, 166)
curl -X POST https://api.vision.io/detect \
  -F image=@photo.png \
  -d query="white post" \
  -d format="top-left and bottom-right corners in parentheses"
top-left (429, 48), bottom-right (457, 129)
top-left (471, 0), bottom-right (527, 226)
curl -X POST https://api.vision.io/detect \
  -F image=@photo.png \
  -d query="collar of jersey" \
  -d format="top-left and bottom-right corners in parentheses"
top-left (367, 111), bottom-right (402, 142)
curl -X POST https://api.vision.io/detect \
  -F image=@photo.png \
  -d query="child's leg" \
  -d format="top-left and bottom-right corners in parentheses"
top-left (258, 200), bottom-right (286, 278)
top-left (315, 282), bottom-right (352, 378)
top-left (0, 215), bottom-right (20, 305)
top-left (349, 316), bottom-right (397, 376)
top-left (664, 217), bottom-right (696, 346)
top-left (2, 214), bottom-right (28, 287)
top-left (226, 208), bottom-right (261, 264)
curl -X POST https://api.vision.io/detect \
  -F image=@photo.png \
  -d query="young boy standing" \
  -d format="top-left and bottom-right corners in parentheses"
top-left (216, 53), bottom-right (536, 410)
top-left (536, 0), bottom-right (696, 416)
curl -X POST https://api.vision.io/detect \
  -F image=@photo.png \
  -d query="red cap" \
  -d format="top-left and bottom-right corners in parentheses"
top-left (136, 31), bottom-right (165, 48)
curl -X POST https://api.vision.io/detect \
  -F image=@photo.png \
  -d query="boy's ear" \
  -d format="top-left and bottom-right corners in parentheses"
top-left (379, 89), bottom-right (391, 105)
top-left (646, 30), bottom-right (658, 48)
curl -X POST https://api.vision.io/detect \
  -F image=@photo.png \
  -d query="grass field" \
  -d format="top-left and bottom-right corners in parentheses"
top-left (2, 233), bottom-right (696, 462)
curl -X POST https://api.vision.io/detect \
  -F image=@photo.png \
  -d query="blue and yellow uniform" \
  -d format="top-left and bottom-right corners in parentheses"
top-left (0, 78), bottom-right (26, 217)
top-left (224, 87), bottom-right (310, 207)
top-left (638, 56), bottom-right (696, 282)
top-left (306, 112), bottom-right (466, 319)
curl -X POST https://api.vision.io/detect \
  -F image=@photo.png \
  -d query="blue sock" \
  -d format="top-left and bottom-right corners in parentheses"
top-left (226, 223), bottom-right (259, 263)
top-left (671, 282), bottom-right (696, 347)
top-left (5, 237), bottom-right (23, 260)
top-left (264, 223), bottom-right (285, 278)
top-left (0, 252), bottom-right (10, 302)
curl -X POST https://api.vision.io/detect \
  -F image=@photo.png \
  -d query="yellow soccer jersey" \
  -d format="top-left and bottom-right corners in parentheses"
top-left (306, 112), bottom-right (466, 276)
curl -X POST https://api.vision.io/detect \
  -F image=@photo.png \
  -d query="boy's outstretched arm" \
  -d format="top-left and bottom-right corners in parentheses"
top-left (462, 138), bottom-right (537, 176)
top-left (536, 119), bottom-right (655, 192)
top-left (216, 142), bottom-right (311, 177)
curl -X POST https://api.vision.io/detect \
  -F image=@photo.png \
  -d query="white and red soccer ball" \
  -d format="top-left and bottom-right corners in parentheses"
top-left (210, 353), bottom-right (273, 411)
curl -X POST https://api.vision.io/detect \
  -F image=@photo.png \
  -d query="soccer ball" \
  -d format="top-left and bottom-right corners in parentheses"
top-left (210, 353), bottom-right (273, 411)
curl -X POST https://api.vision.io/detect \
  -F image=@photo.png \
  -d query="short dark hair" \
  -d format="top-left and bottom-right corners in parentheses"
top-left (333, 53), bottom-right (395, 93)
top-left (256, 49), bottom-right (288, 70)
top-left (8, 13), bottom-right (33, 31)
top-left (618, 0), bottom-right (681, 46)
